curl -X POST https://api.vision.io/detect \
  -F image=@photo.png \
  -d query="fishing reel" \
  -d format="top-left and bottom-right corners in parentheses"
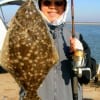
top-left (72, 50), bottom-right (91, 78)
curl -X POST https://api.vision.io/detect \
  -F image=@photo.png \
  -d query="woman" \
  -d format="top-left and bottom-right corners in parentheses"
top-left (35, 0), bottom-right (94, 100)
top-left (19, 0), bottom-right (96, 100)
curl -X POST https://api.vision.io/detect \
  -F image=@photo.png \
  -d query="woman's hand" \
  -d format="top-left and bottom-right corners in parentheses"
top-left (70, 37), bottom-right (83, 52)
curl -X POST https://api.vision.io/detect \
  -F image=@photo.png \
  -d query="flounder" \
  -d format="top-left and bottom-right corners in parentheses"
top-left (0, 0), bottom-right (59, 100)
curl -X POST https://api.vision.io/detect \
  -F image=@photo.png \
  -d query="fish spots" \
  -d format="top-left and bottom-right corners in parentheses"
top-left (0, 1), bottom-right (59, 100)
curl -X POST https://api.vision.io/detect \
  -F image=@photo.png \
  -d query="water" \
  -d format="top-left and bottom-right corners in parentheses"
top-left (67, 24), bottom-right (100, 63)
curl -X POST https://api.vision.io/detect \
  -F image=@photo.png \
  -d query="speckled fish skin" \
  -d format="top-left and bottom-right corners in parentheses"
top-left (0, 0), bottom-right (59, 100)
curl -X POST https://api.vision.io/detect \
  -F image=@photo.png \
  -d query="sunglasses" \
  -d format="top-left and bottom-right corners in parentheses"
top-left (42, 0), bottom-right (64, 7)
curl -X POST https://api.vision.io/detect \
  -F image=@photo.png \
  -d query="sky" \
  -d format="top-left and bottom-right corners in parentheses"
top-left (0, 0), bottom-right (100, 23)
top-left (74, 0), bottom-right (100, 22)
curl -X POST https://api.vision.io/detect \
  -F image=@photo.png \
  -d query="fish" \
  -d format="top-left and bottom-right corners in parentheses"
top-left (0, 0), bottom-right (59, 100)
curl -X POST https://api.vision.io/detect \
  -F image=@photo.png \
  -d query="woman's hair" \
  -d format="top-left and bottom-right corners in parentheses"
top-left (38, 0), bottom-right (67, 11)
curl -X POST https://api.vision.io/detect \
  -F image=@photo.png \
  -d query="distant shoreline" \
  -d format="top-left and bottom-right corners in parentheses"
top-left (67, 22), bottom-right (100, 25)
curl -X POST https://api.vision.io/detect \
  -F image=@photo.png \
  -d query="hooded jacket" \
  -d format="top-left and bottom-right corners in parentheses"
top-left (36, 0), bottom-right (93, 100)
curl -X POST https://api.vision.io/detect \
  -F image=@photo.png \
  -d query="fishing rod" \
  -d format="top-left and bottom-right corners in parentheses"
top-left (71, 0), bottom-right (75, 38)
top-left (71, 1), bottom-right (87, 100)
top-left (71, 0), bottom-right (78, 99)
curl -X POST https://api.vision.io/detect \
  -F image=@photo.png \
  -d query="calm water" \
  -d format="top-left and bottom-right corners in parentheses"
top-left (67, 24), bottom-right (100, 63)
